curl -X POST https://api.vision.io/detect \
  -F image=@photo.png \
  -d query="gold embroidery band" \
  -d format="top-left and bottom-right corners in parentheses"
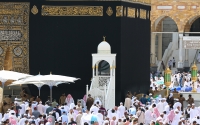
top-left (42, 6), bottom-right (103, 16)
top-left (127, 7), bottom-right (135, 18)
top-left (140, 9), bottom-right (146, 19)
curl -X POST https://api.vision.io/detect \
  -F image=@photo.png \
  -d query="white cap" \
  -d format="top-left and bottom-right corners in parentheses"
top-left (188, 104), bottom-right (191, 106)
top-left (149, 93), bottom-right (152, 96)
top-left (120, 102), bottom-right (123, 105)
top-left (192, 103), bottom-right (195, 106)
top-left (175, 109), bottom-right (179, 112)
top-left (104, 120), bottom-right (109, 124)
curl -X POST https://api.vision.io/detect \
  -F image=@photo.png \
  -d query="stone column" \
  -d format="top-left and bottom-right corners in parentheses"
top-left (157, 33), bottom-right (162, 61)
top-left (92, 66), bottom-right (95, 77)
top-left (184, 34), bottom-right (189, 72)
top-left (177, 33), bottom-right (184, 72)
top-left (151, 33), bottom-right (156, 65)
top-left (150, 33), bottom-right (157, 72)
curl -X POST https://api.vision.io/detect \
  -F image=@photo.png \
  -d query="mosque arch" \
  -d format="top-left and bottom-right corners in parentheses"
top-left (184, 14), bottom-right (200, 33)
top-left (151, 15), bottom-right (179, 32)
top-left (95, 60), bottom-right (110, 76)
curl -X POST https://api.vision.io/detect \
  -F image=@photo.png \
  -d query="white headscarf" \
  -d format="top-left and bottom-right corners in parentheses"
top-left (169, 93), bottom-right (173, 99)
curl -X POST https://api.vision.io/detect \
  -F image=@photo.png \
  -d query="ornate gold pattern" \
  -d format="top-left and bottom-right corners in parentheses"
top-left (127, 7), bottom-right (135, 18)
top-left (0, 3), bottom-right (29, 74)
top-left (116, 6), bottom-right (123, 17)
top-left (42, 6), bottom-right (103, 16)
top-left (140, 9), bottom-right (146, 19)
top-left (31, 5), bottom-right (38, 15)
top-left (106, 7), bottom-right (113, 16)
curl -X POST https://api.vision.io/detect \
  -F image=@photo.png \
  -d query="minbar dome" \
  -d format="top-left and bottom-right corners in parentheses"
top-left (97, 39), bottom-right (111, 54)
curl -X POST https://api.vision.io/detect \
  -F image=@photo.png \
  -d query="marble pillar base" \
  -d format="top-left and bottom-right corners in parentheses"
top-left (184, 60), bottom-right (190, 72)
top-left (150, 66), bottom-right (158, 73)
top-left (178, 61), bottom-right (183, 68)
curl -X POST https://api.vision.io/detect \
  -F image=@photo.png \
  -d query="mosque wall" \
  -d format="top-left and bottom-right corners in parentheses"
top-left (2, 0), bottom-right (150, 104)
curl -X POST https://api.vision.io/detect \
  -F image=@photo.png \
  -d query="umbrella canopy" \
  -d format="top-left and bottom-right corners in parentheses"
top-left (0, 70), bottom-right (31, 82)
top-left (24, 74), bottom-right (79, 84)
top-left (9, 80), bottom-right (47, 96)
top-left (9, 80), bottom-right (46, 87)
top-left (19, 73), bottom-right (79, 102)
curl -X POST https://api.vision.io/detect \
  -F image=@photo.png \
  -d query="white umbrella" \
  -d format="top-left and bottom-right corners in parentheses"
top-left (22, 73), bottom-right (79, 102)
top-left (9, 80), bottom-right (47, 96)
top-left (0, 70), bottom-right (31, 89)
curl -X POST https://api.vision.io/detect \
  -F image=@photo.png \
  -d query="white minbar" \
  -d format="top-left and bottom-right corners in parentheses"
top-left (179, 92), bottom-right (200, 107)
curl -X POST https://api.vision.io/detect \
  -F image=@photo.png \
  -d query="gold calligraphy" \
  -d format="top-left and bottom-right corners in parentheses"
top-left (42, 6), bottom-right (103, 16)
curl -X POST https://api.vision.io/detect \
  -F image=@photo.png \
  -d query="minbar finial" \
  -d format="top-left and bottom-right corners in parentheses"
top-left (103, 36), bottom-right (106, 41)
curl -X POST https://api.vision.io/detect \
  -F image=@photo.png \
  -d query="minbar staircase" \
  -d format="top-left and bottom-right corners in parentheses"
top-left (89, 76), bottom-right (115, 110)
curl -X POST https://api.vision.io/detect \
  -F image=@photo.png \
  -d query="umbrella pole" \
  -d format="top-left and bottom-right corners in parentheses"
top-left (2, 82), bottom-right (5, 100)
top-left (49, 86), bottom-right (52, 102)
top-left (2, 82), bottom-right (5, 90)
top-left (38, 87), bottom-right (41, 96)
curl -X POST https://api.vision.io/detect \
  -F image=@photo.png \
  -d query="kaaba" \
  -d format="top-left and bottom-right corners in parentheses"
top-left (0, 0), bottom-right (150, 104)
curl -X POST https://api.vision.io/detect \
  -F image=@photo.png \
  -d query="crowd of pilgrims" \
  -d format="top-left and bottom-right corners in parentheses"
top-left (150, 71), bottom-right (200, 93)
top-left (1, 91), bottom-right (200, 125)
top-left (2, 77), bottom-right (200, 125)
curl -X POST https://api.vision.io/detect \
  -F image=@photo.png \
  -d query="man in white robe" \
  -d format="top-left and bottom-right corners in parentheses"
top-left (65, 94), bottom-right (74, 107)
top-left (197, 85), bottom-right (200, 92)
top-left (64, 103), bottom-right (69, 113)
top-left (37, 101), bottom-right (44, 115)
top-left (70, 103), bottom-right (75, 110)
top-left (19, 101), bottom-right (25, 116)
top-left (94, 97), bottom-right (102, 106)
top-left (32, 101), bottom-right (38, 111)
top-left (171, 109), bottom-right (181, 125)
top-left (18, 114), bottom-right (28, 125)
top-left (144, 107), bottom-right (152, 125)
top-left (76, 111), bottom-right (83, 125)
top-left (164, 102), bottom-right (172, 115)
top-left (81, 110), bottom-right (92, 125)
top-left (61, 111), bottom-right (68, 124)
top-left (43, 102), bottom-right (49, 115)
top-left (157, 99), bottom-right (164, 114)
top-left (97, 110), bottom-right (103, 125)
top-left (68, 109), bottom-right (76, 123)
top-left (188, 103), bottom-right (199, 122)
top-left (117, 102), bottom-right (125, 119)
top-left (90, 104), bottom-right (99, 114)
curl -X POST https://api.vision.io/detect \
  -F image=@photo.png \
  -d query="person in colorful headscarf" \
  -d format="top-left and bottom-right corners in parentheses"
top-left (164, 110), bottom-right (175, 124)
top-left (152, 107), bottom-right (160, 121)
top-left (65, 94), bottom-right (74, 107)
